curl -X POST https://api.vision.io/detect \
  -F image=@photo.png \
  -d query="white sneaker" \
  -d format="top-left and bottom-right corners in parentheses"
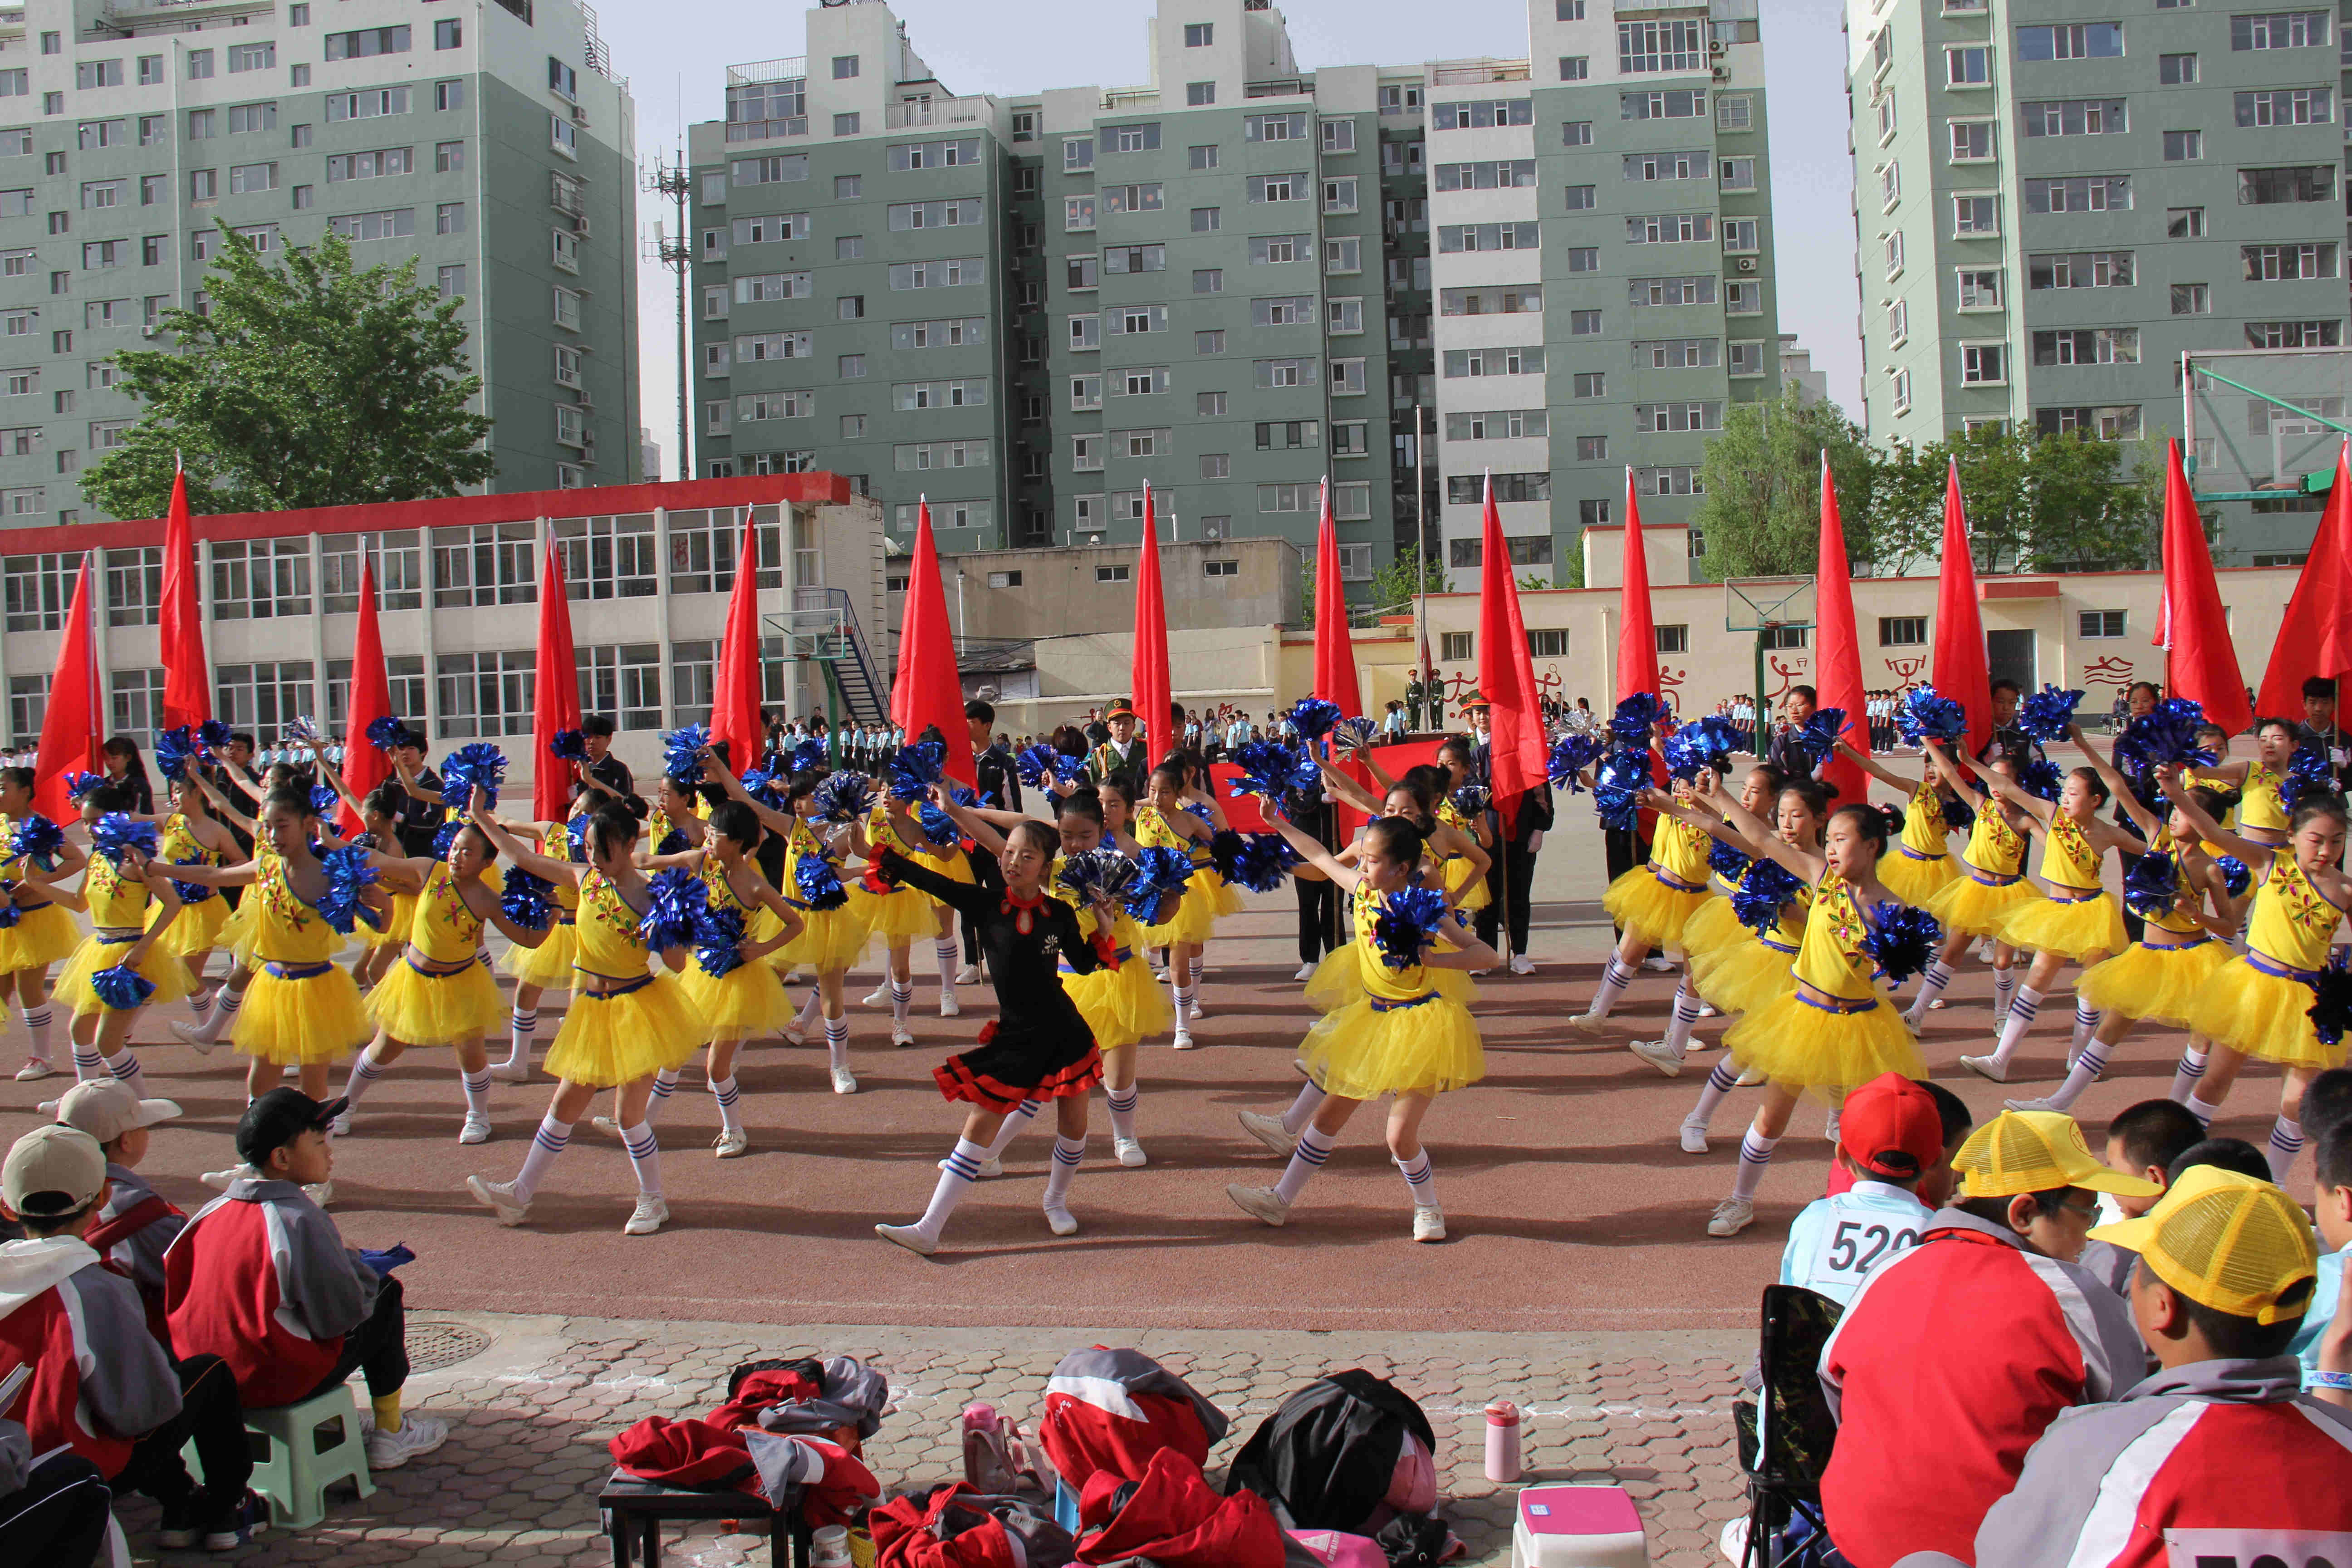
top-left (874, 1222), bottom-right (937, 1256)
top-left (467, 1176), bottom-right (530, 1226)
top-left (1627, 1039), bottom-right (1684, 1078)
top-left (282, 1063), bottom-right (298, 1078)
top-left (1114, 1136), bottom-right (1147, 1168)
top-left (862, 984), bottom-right (889, 1007)
top-left (201, 1162), bottom-right (258, 1191)
top-left (12, 1058), bottom-right (51, 1081)
top-left (783, 1020), bottom-right (809, 1047)
top-left (364, 1413), bottom-right (448, 1471)
top-left (1706, 1197), bottom-right (1756, 1237)
top-left (938, 992), bottom-right (961, 1019)
top-left (1236, 1109), bottom-right (1295, 1155)
top-left (1412, 1205), bottom-right (1446, 1242)
top-left (713, 1127), bottom-right (749, 1159)
top-left (1509, 955), bottom-right (1536, 976)
top-left (590, 1114), bottom-right (622, 1134)
top-left (457, 1114), bottom-right (491, 1146)
top-left (1567, 1012), bottom-right (1608, 1035)
top-left (2004, 1094), bottom-right (2063, 1113)
top-left (829, 1065), bottom-right (858, 1095)
top-left (891, 1024), bottom-right (916, 1049)
top-left (1226, 1183), bottom-right (1291, 1226)
top-left (1188, 1000), bottom-right (1207, 1020)
top-left (1043, 1202), bottom-right (1078, 1237)
top-left (1735, 1066), bottom-right (1766, 1088)
top-left (1293, 963), bottom-right (1317, 981)
top-left (622, 1195), bottom-right (669, 1235)
top-left (1171, 1027), bottom-right (1195, 1050)
top-left (169, 1020), bottom-right (218, 1054)
top-left (1680, 1120), bottom-right (1711, 1155)
top-left (1641, 956), bottom-right (1677, 974)
top-left (1823, 1107), bottom-right (1842, 1144)
top-left (955, 964), bottom-right (983, 985)
top-left (488, 1059), bottom-right (533, 1083)
top-left (1697, 1003), bottom-right (1715, 1019)
top-left (976, 1155), bottom-right (1003, 1178)
top-left (330, 1111), bottom-right (352, 1138)
top-left (1960, 1054), bottom-right (2008, 1083)
top-left (1719, 1516), bottom-right (1752, 1566)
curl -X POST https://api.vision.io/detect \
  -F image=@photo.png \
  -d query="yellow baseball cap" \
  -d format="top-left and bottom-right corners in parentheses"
top-left (2087, 1166), bottom-right (2318, 1324)
top-left (1951, 1110), bottom-right (2164, 1200)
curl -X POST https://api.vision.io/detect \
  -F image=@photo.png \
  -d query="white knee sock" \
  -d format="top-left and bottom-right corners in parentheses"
top-left (1904, 960), bottom-right (1954, 1024)
top-left (2268, 1116), bottom-right (2306, 1182)
top-left (1731, 1128), bottom-right (1780, 1202)
top-left (459, 1068), bottom-right (491, 1122)
top-left (1106, 1085), bottom-right (1139, 1143)
top-left (103, 1049), bottom-right (146, 1099)
top-left (1394, 1149), bottom-right (1438, 1209)
top-left (645, 1068), bottom-right (681, 1126)
top-left (621, 1122), bottom-right (662, 1198)
top-left (1043, 1134), bottom-right (1083, 1209)
top-left (1583, 956), bottom-right (1635, 1021)
top-left (889, 978), bottom-right (912, 1028)
top-left (2040, 1037), bottom-right (2112, 1112)
top-left (1273, 1125), bottom-right (1336, 1204)
top-left (2170, 1046), bottom-right (2209, 1105)
top-left (983, 1099), bottom-right (1041, 1161)
top-left (913, 1138), bottom-right (987, 1242)
top-left (71, 1042), bottom-right (103, 1080)
top-left (2185, 1091), bottom-right (2221, 1130)
top-left (1173, 981), bottom-right (1196, 1020)
top-left (711, 1074), bottom-right (744, 1135)
top-left (1280, 1081), bottom-right (1327, 1136)
top-left (823, 1014), bottom-right (849, 1070)
top-left (343, 1047), bottom-right (387, 1110)
top-left (1687, 1057), bottom-right (1740, 1131)
top-left (795, 990), bottom-right (823, 1034)
top-left (20, 1004), bottom-right (50, 1064)
top-left (504, 1008), bottom-right (535, 1069)
top-left (1661, 977), bottom-right (1704, 1060)
top-left (2068, 1000), bottom-right (2102, 1059)
top-left (934, 940), bottom-right (959, 990)
top-left (1987, 985), bottom-right (2045, 1070)
top-left (1992, 966), bottom-right (2017, 1020)
top-left (511, 1113), bottom-right (572, 1203)
top-left (187, 988), bottom-right (214, 1020)
top-left (192, 981), bottom-right (242, 1043)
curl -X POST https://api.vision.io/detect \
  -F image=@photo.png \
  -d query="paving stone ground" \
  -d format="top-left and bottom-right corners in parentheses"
top-left (119, 1311), bottom-right (1753, 1567)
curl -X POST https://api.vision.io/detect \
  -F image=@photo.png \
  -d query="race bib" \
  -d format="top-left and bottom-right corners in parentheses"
top-left (1806, 1212), bottom-right (1922, 1288)
top-left (2166, 1528), bottom-right (2352, 1568)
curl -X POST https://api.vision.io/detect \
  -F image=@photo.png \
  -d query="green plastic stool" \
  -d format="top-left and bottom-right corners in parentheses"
top-left (242, 1382), bottom-right (375, 1529)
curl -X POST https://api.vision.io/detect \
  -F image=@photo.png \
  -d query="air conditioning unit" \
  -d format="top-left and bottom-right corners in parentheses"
top-left (141, 325), bottom-right (158, 338)
top-left (1737, 256), bottom-right (1757, 273)
top-left (571, 103), bottom-right (589, 124)
top-left (1712, 65), bottom-right (1730, 81)
top-left (1202, 518), bottom-right (1226, 540)
top-left (573, 214), bottom-right (592, 237)
top-left (1709, 39), bottom-right (1727, 56)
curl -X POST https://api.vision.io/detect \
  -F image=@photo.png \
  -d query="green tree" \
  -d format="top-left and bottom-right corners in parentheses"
top-left (1692, 384), bottom-right (1878, 579)
top-left (1871, 425), bottom-right (2157, 574)
top-left (1299, 549), bottom-right (1450, 624)
top-left (81, 221), bottom-right (494, 518)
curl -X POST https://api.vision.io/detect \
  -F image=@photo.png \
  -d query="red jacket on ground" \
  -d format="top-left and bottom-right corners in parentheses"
top-left (1818, 1209), bottom-right (2146, 1568)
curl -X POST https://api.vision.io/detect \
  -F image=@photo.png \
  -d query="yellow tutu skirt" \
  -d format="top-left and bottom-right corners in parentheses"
top-left (1924, 872), bottom-right (2038, 940)
top-left (2191, 956), bottom-right (2340, 1071)
top-left (0, 902), bottom-right (83, 972)
top-left (232, 960), bottom-right (371, 1065)
top-left (54, 934), bottom-right (196, 1017)
top-left (1141, 882), bottom-right (1218, 948)
top-left (544, 971), bottom-right (707, 1088)
top-left (1299, 990), bottom-right (1485, 1100)
top-left (1688, 933), bottom-right (1800, 1018)
top-left (366, 892), bottom-right (419, 952)
top-left (1996, 891), bottom-right (2128, 964)
top-left (1724, 990), bottom-right (1925, 1105)
top-left (679, 955), bottom-right (792, 1038)
top-left (364, 954), bottom-right (505, 1046)
top-left (852, 883), bottom-right (938, 944)
top-left (779, 902), bottom-right (870, 972)
top-left (1601, 867), bottom-right (1713, 954)
top-left (1198, 865), bottom-right (1245, 918)
top-left (1878, 848), bottom-right (1960, 907)
top-left (1303, 944), bottom-right (1476, 1011)
top-left (2078, 937), bottom-right (2232, 1031)
top-left (1441, 853), bottom-right (1491, 913)
top-left (155, 896), bottom-right (231, 958)
top-left (499, 917), bottom-right (578, 990)
top-left (1062, 948), bottom-right (1171, 1052)
top-left (1678, 897), bottom-right (1750, 969)
top-left (220, 897), bottom-right (258, 967)
top-left (906, 846), bottom-right (975, 909)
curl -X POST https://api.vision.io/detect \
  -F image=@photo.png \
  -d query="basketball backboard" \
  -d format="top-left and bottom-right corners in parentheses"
top-left (1725, 577), bottom-right (1816, 634)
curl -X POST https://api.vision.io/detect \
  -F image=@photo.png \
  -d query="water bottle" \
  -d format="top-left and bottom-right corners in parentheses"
top-left (810, 1524), bottom-right (852, 1567)
top-left (1484, 1400), bottom-right (1522, 1483)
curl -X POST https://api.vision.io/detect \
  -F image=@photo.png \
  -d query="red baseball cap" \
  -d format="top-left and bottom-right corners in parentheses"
top-left (1839, 1073), bottom-right (1945, 1181)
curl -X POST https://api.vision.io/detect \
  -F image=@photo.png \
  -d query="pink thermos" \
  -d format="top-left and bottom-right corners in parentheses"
top-left (1484, 1400), bottom-right (1522, 1482)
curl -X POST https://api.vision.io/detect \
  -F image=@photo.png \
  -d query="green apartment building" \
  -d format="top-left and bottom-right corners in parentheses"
top-left (690, 0), bottom-right (1782, 589)
top-left (1847, 0), bottom-right (2347, 563)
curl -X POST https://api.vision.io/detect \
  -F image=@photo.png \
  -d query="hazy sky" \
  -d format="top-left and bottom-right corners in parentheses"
top-left (599, 0), bottom-right (1861, 475)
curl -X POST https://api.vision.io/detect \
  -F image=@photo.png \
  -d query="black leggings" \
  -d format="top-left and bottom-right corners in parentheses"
top-left (300, 1274), bottom-right (410, 1403)
top-left (963, 848), bottom-right (1005, 968)
top-left (1296, 875), bottom-right (1339, 965)
top-left (114, 1352), bottom-right (252, 1509)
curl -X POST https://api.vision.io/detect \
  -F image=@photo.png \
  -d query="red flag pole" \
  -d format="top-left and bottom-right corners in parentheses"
top-left (1474, 473), bottom-right (1547, 964)
top-left (1132, 484), bottom-right (1175, 769)
top-left (335, 557), bottom-right (393, 834)
top-left (1617, 466), bottom-right (1658, 700)
top-left (158, 464), bottom-right (211, 731)
top-left (895, 498), bottom-right (975, 785)
top-left (33, 556), bottom-right (99, 820)
top-left (1931, 459), bottom-right (1994, 755)
top-left (2258, 441), bottom-right (2352, 716)
top-left (1311, 476), bottom-right (1364, 718)
top-left (710, 504), bottom-right (767, 769)
top-left (2156, 439), bottom-right (2253, 734)
top-left (531, 537), bottom-right (583, 821)
top-left (1815, 453), bottom-right (1872, 805)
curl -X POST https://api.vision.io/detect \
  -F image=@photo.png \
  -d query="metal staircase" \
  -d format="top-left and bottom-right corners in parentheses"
top-left (768, 587), bottom-right (889, 727)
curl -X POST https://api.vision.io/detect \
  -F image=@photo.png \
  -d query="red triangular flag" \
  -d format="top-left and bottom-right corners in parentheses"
top-left (892, 500), bottom-right (975, 785)
top-left (2258, 441), bottom-right (2352, 715)
top-left (532, 541), bottom-right (583, 821)
top-left (1132, 485), bottom-right (1174, 769)
top-left (1932, 459), bottom-right (1993, 755)
top-left (1617, 467), bottom-right (1659, 700)
top-left (32, 556), bottom-right (98, 820)
top-left (158, 467), bottom-right (211, 731)
top-left (335, 558), bottom-right (392, 834)
top-left (710, 505), bottom-right (766, 771)
top-left (2153, 439), bottom-right (2253, 733)
top-left (1475, 474), bottom-right (1546, 820)
top-left (1311, 477), bottom-right (1363, 719)
top-left (1815, 454), bottom-right (1871, 805)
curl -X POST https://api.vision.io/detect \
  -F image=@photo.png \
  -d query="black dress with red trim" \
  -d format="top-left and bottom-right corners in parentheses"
top-left (874, 849), bottom-right (1113, 1110)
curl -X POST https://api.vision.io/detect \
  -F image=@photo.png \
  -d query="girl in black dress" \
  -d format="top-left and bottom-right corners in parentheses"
top-left (873, 818), bottom-right (1122, 1255)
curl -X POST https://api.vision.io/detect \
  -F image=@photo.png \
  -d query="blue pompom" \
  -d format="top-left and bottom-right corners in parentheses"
top-left (500, 867), bottom-right (556, 931)
top-left (1731, 858), bottom-right (1803, 932)
top-left (169, 852), bottom-right (219, 906)
top-left (1896, 687), bottom-right (1969, 746)
top-left (1371, 885), bottom-right (1451, 971)
top-left (1706, 835), bottom-right (1751, 881)
top-left (2115, 698), bottom-right (2219, 775)
top-left (196, 719), bottom-right (231, 750)
top-left (438, 743), bottom-right (508, 812)
top-left (740, 768), bottom-right (788, 810)
top-left (637, 867), bottom-right (708, 952)
top-left (1209, 828), bottom-right (1302, 892)
top-left (1664, 716), bottom-right (1744, 782)
top-left (2280, 747), bottom-right (2339, 814)
top-left (91, 814), bottom-right (159, 865)
top-left (884, 740), bottom-right (949, 802)
top-left (308, 784), bottom-right (338, 816)
top-left (692, 901), bottom-right (748, 979)
top-left (10, 814), bottom-right (63, 867)
top-left (1125, 844), bottom-right (1194, 922)
top-left (2122, 850), bottom-right (2182, 920)
top-left (811, 772), bottom-right (872, 824)
top-left (784, 737), bottom-right (829, 775)
top-left (1939, 791), bottom-right (1975, 833)
top-left (2017, 685), bottom-right (2087, 743)
top-left (793, 849), bottom-right (848, 911)
top-left (431, 819), bottom-right (463, 859)
top-left (1862, 903), bottom-right (1945, 984)
top-left (1591, 748), bottom-right (1652, 832)
top-left (548, 728), bottom-right (588, 762)
top-left (154, 726), bottom-right (199, 783)
top-left (2215, 854), bottom-right (2253, 898)
top-left (1333, 715), bottom-right (1379, 750)
top-left (0, 892), bottom-right (21, 931)
top-left (313, 844), bottom-right (379, 935)
top-left (2311, 951), bottom-right (2352, 1048)
top-left (1789, 707), bottom-right (1849, 771)
top-left (89, 964), bottom-right (156, 1011)
top-left (1056, 848), bottom-right (1140, 907)
top-left (366, 716), bottom-right (418, 752)
top-left (564, 815), bottom-right (590, 863)
top-left (1287, 697), bottom-right (1343, 743)
top-left (655, 829), bottom-right (689, 857)
top-left (1228, 740), bottom-right (1320, 813)
top-left (1547, 732), bottom-right (1602, 793)
top-left (662, 724), bottom-right (711, 787)
top-left (64, 771), bottom-right (104, 802)
top-left (2017, 748), bottom-right (2063, 802)
top-left (915, 801), bottom-right (960, 849)
top-left (1449, 782), bottom-right (1491, 819)
top-left (1610, 693), bottom-right (1671, 748)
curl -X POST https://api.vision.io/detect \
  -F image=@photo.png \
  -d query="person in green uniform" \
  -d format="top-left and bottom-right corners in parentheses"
top-left (1085, 701), bottom-right (1149, 785)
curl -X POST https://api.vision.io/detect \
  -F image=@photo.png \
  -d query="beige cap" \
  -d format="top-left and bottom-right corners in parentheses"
top-left (3, 1124), bottom-right (107, 1217)
top-left (53, 1078), bottom-right (181, 1145)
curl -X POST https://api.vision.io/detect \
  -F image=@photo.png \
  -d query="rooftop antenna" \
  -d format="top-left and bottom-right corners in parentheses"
top-left (641, 72), bottom-right (692, 480)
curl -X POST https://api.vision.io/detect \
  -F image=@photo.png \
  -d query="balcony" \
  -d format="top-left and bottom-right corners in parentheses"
top-left (727, 117), bottom-right (808, 143)
top-left (1430, 59), bottom-right (1532, 85)
top-left (729, 57), bottom-right (809, 87)
top-left (1101, 85), bottom-right (1160, 109)
top-left (886, 95), bottom-right (988, 129)
top-left (1245, 78), bottom-right (1312, 98)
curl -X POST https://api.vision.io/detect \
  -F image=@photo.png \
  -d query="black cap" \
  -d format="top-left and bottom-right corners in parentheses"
top-left (235, 1088), bottom-right (347, 1166)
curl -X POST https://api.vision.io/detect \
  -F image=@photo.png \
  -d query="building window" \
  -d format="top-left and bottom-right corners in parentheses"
top-left (832, 55), bottom-right (860, 80)
top-left (1956, 268), bottom-right (2003, 309)
top-left (1185, 22), bottom-right (1213, 45)
top-left (2162, 130), bottom-right (2202, 162)
top-left (1560, 56), bottom-right (1590, 80)
top-left (1187, 82), bottom-right (1215, 106)
top-left (2171, 283), bottom-right (2210, 315)
top-left (1949, 121), bottom-right (1995, 162)
top-left (1879, 616), bottom-right (1927, 647)
top-left (1961, 343), bottom-right (2006, 384)
top-left (2166, 207), bottom-right (2206, 238)
top-left (2016, 23), bottom-right (2126, 60)
top-left (2079, 609), bottom-right (2126, 639)
top-left (1440, 632), bottom-right (1472, 662)
top-left (209, 537), bottom-right (313, 620)
top-left (2160, 53), bottom-right (2199, 84)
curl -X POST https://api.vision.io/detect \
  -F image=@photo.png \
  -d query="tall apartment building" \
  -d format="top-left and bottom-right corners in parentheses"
top-left (1847, 0), bottom-right (2346, 562)
top-left (0, 0), bottom-right (639, 524)
top-left (690, 0), bottom-right (1780, 592)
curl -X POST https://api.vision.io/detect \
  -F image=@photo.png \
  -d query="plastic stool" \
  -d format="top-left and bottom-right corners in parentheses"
top-left (243, 1383), bottom-right (375, 1530)
top-left (1510, 1484), bottom-right (1647, 1568)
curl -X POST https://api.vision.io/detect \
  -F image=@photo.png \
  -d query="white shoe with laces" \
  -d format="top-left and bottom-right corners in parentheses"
top-left (1411, 1205), bottom-right (1446, 1243)
top-left (938, 992), bottom-right (961, 1019)
top-left (330, 1111), bottom-right (352, 1138)
top-left (1114, 1137), bottom-right (1147, 1168)
top-left (2004, 1094), bottom-right (2063, 1113)
top-left (955, 964), bottom-right (982, 985)
top-left (1706, 1197), bottom-right (1756, 1237)
top-left (12, 1058), bottom-right (53, 1080)
top-left (1188, 1000), bottom-right (1206, 1020)
top-left (862, 984), bottom-right (889, 1007)
top-left (1226, 1184), bottom-right (1291, 1227)
top-left (830, 1065), bottom-right (858, 1095)
top-left (590, 1115), bottom-right (622, 1135)
top-left (622, 1195), bottom-right (669, 1235)
top-left (1236, 1110), bottom-right (1294, 1155)
top-left (875, 1222), bottom-right (936, 1255)
top-left (1043, 1203), bottom-right (1078, 1237)
top-left (364, 1413), bottom-right (448, 1471)
top-left (1171, 1027), bottom-right (1195, 1050)
top-left (1680, 1120), bottom-right (1711, 1155)
top-left (713, 1127), bottom-right (750, 1158)
top-left (488, 1058), bottom-right (533, 1083)
top-left (457, 1114), bottom-right (491, 1146)
top-left (1697, 1003), bottom-right (1715, 1019)
top-left (1509, 955), bottom-right (1536, 976)
top-left (169, 1020), bottom-right (217, 1054)
top-left (467, 1175), bottom-right (529, 1226)
top-left (1641, 955), bottom-right (1677, 974)
top-left (1627, 1039), bottom-right (1684, 1078)
top-left (1293, 963), bottom-right (1317, 981)
top-left (891, 1025), bottom-right (916, 1049)
top-left (1960, 1054), bottom-right (2008, 1083)
top-left (1735, 1066), bottom-right (1766, 1088)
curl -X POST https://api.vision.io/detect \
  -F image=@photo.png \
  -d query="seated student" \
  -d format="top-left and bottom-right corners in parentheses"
top-left (1959, 1168), bottom-right (2352, 1563)
top-left (1817, 1111), bottom-right (2155, 1568)
top-left (1821, 1080), bottom-right (1973, 1206)
top-left (0, 1125), bottom-right (264, 1552)
top-left (52, 1079), bottom-right (185, 1325)
top-left (0, 1415), bottom-right (108, 1568)
top-left (1779, 1074), bottom-right (1945, 1307)
top-left (2076, 1100), bottom-right (2208, 1297)
top-left (2296, 1114), bottom-right (2352, 1386)
top-left (162, 1089), bottom-right (448, 1470)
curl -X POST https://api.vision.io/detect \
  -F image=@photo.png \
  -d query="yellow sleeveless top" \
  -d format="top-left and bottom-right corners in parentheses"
top-left (83, 853), bottom-right (151, 930)
top-left (1651, 815), bottom-right (1713, 888)
top-left (408, 861), bottom-right (485, 964)
top-left (1962, 803), bottom-right (2027, 878)
top-left (1792, 873), bottom-right (1879, 1002)
top-left (2239, 762), bottom-right (2289, 834)
top-left (541, 823), bottom-right (583, 911)
top-left (252, 857), bottom-right (341, 965)
top-left (1898, 784), bottom-right (1949, 858)
top-left (1350, 880), bottom-right (1435, 1002)
top-left (2247, 852), bottom-right (2346, 973)
top-left (1134, 804), bottom-right (1189, 855)
top-left (2141, 831), bottom-right (2205, 938)
top-left (781, 818), bottom-right (827, 906)
top-left (2038, 812), bottom-right (2103, 894)
top-left (574, 869), bottom-right (653, 978)
top-left (156, 813), bottom-right (216, 873)
top-left (699, 849), bottom-right (757, 919)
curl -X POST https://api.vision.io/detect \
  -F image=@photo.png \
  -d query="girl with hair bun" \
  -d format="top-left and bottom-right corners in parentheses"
top-left (54, 780), bottom-right (183, 1101)
top-left (1831, 738), bottom-right (1967, 908)
top-left (0, 764), bottom-right (89, 1082)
